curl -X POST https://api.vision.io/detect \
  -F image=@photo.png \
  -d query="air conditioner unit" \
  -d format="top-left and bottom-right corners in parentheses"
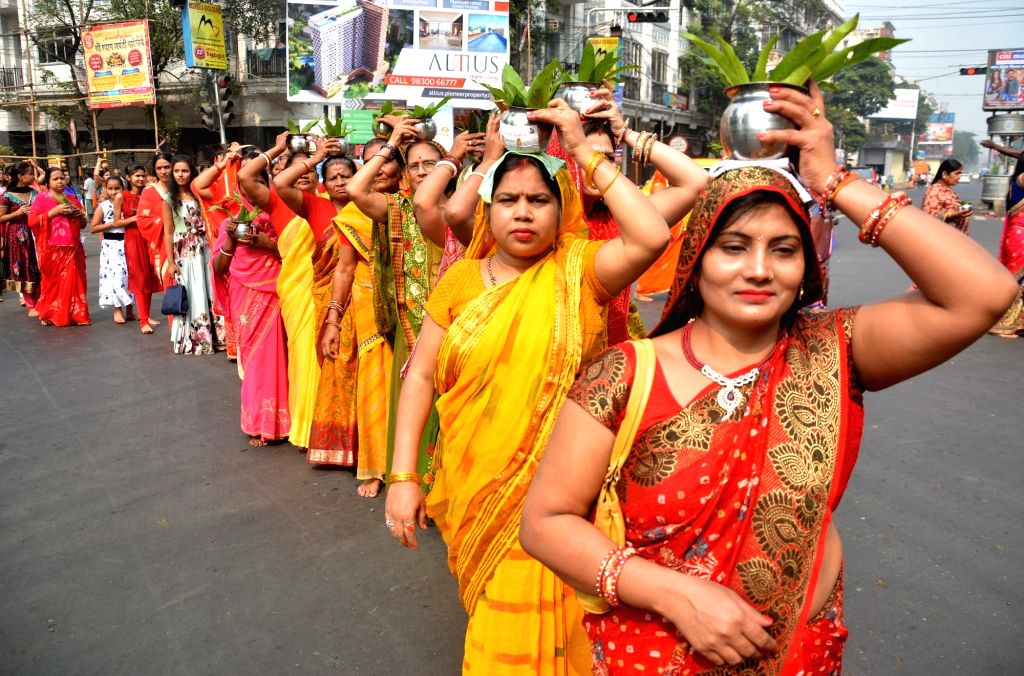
top-left (546, 18), bottom-right (562, 32)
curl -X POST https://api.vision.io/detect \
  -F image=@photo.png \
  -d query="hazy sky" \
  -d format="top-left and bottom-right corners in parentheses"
top-left (844, 0), bottom-right (1021, 139)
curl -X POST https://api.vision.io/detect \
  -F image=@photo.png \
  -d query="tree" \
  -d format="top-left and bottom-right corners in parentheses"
top-left (823, 57), bottom-right (896, 155)
top-left (509, 0), bottom-right (562, 79)
top-left (952, 130), bottom-right (980, 168)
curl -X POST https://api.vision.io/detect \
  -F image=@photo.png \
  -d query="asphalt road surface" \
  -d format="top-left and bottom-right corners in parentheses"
top-left (1, 180), bottom-right (1021, 674)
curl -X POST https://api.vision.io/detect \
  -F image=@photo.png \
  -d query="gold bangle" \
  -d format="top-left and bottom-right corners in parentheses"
top-left (643, 133), bottom-right (657, 166)
top-left (388, 471), bottom-right (421, 484)
top-left (585, 151), bottom-right (606, 189)
top-left (595, 166), bottom-right (621, 195)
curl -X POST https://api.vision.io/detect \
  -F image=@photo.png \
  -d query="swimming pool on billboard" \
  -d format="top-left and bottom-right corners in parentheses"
top-left (466, 13), bottom-right (508, 54)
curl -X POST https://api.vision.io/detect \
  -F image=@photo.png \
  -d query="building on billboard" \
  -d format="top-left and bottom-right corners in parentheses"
top-left (307, 0), bottom-right (389, 98)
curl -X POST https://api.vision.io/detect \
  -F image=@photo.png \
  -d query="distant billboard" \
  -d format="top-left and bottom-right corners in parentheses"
top-left (82, 21), bottom-right (156, 109)
top-left (984, 49), bottom-right (1024, 111)
top-left (918, 112), bottom-right (954, 159)
top-left (870, 88), bottom-right (920, 121)
top-left (183, 1), bottom-right (228, 70)
top-left (287, 0), bottom-right (511, 108)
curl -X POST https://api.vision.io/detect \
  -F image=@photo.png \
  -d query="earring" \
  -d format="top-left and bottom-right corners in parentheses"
top-left (798, 281), bottom-right (805, 301)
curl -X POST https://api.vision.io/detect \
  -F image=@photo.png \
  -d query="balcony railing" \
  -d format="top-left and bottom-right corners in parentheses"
top-left (245, 49), bottom-right (286, 78)
top-left (0, 65), bottom-right (24, 100)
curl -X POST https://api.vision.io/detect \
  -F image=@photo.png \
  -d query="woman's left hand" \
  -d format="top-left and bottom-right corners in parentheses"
top-left (757, 79), bottom-right (837, 195)
top-left (384, 482), bottom-right (428, 549)
top-left (528, 99), bottom-right (590, 161)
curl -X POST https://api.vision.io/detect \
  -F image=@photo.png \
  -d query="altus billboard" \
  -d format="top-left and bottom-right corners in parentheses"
top-left (286, 0), bottom-right (511, 106)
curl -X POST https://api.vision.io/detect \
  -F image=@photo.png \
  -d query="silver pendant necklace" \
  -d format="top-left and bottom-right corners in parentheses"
top-left (681, 321), bottom-right (774, 419)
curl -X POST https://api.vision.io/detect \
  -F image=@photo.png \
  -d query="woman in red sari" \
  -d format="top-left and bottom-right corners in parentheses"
top-left (29, 166), bottom-right (90, 326)
top-left (213, 158), bottom-right (290, 445)
top-left (116, 163), bottom-right (161, 333)
top-left (521, 82), bottom-right (1017, 673)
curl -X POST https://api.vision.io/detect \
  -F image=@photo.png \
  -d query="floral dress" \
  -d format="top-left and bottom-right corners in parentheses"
top-left (97, 200), bottom-right (135, 309)
top-left (170, 198), bottom-right (225, 355)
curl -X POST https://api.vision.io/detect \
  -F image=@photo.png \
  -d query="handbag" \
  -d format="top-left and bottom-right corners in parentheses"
top-left (160, 275), bottom-right (189, 316)
top-left (576, 338), bottom-right (657, 614)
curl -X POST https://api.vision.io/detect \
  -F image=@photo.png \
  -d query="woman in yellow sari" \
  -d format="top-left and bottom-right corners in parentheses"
top-left (384, 101), bottom-right (707, 674)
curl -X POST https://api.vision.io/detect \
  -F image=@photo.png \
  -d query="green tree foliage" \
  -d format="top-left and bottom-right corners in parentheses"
top-left (823, 57), bottom-right (895, 155)
top-left (952, 130), bottom-right (980, 168)
top-left (509, 0), bottom-right (562, 77)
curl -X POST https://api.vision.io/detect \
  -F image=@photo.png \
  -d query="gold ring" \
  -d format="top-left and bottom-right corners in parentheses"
top-left (812, 107), bottom-right (821, 119)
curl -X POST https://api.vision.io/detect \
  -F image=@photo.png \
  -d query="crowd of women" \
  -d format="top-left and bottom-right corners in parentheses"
top-left (2, 82), bottom-right (1022, 673)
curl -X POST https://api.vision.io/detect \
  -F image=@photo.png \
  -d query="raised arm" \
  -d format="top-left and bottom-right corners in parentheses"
top-left (443, 114), bottom-right (503, 246)
top-left (762, 81), bottom-right (1017, 391)
top-left (193, 147), bottom-right (237, 202)
top-left (348, 119), bottom-right (418, 223)
top-left (586, 90), bottom-right (708, 224)
top-left (529, 100), bottom-right (670, 297)
top-left (382, 315), bottom-right (445, 549)
top-left (239, 131), bottom-right (289, 209)
top-left (980, 139), bottom-right (1022, 160)
top-left (273, 135), bottom-right (337, 217)
top-left (412, 129), bottom-right (486, 247)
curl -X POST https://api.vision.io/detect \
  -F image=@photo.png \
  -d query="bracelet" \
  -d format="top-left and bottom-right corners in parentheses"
top-left (631, 132), bottom-right (649, 166)
top-left (642, 132), bottom-right (657, 166)
top-left (593, 548), bottom-right (618, 596)
top-left (599, 546), bottom-right (638, 607)
top-left (388, 471), bottom-right (421, 484)
top-left (468, 171), bottom-right (487, 180)
top-left (303, 159), bottom-right (315, 174)
top-left (584, 151), bottom-right (606, 190)
top-left (435, 160), bottom-right (459, 175)
top-left (442, 155), bottom-right (463, 174)
top-left (324, 317), bottom-right (342, 329)
top-left (259, 152), bottom-right (271, 166)
top-left (595, 166), bottom-right (622, 195)
top-left (615, 125), bottom-right (629, 148)
top-left (219, 247), bottom-right (233, 257)
top-left (380, 142), bottom-right (398, 158)
top-left (868, 192), bottom-right (910, 246)
top-left (328, 300), bottom-right (346, 313)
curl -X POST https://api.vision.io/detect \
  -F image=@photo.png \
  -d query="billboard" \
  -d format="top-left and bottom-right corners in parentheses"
top-left (984, 49), bottom-right (1024, 111)
top-left (286, 0), bottom-right (511, 107)
top-left (183, 1), bottom-right (228, 70)
top-left (82, 21), bottom-right (156, 109)
top-left (869, 88), bottom-right (920, 121)
top-left (918, 112), bottom-right (954, 159)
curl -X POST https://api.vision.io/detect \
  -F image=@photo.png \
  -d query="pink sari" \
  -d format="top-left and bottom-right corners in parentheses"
top-left (213, 214), bottom-right (290, 441)
top-left (29, 191), bottom-right (90, 326)
top-left (991, 181), bottom-right (1024, 336)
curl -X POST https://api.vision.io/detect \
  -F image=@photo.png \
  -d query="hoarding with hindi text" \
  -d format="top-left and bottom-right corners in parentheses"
top-left (286, 0), bottom-right (511, 107)
top-left (82, 21), bottom-right (156, 109)
top-left (984, 49), bottom-right (1024, 111)
top-left (183, 1), bottom-right (228, 70)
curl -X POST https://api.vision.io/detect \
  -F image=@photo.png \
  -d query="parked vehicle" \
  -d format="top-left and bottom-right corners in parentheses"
top-left (849, 166), bottom-right (878, 184)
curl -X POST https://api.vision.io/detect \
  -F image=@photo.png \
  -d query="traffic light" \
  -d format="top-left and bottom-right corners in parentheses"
top-left (216, 75), bottom-right (235, 127)
top-left (200, 102), bottom-right (217, 131)
top-left (959, 66), bottom-right (987, 76)
top-left (627, 10), bottom-right (668, 23)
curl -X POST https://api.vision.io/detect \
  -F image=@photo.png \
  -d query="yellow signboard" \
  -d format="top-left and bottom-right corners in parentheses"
top-left (82, 21), bottom-right (156, 109)
top-left (183, 1), bottom-right (228, 70)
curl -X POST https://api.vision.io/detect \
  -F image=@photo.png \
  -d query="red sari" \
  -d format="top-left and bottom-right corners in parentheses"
top-left (137, 183), bottom-right (173, 290)
top-left (29, 191), bottom-right (90, 326)
top-left (213, 212), bottom-right (290, 441)
top-left (121, 191), bottom-right (161, 325)
top-left (990, 179), bottom-right (1024, 336)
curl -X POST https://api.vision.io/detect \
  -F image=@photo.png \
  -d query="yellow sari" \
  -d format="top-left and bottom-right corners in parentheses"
top-left (276, 214), bottom-right (319, 449)
top-left (423, 159), bottom-right (606, 674)
top-left (334, 202), bottom-right (392, 480)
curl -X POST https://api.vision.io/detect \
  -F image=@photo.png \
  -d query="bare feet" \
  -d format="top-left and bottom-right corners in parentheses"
top-left (357, 478), bottom-right (383, 498)
top-left (140, 324), bottom-right (154, 334)
top-left (147, 318), bottom-right (160, 326)
top-left (113, 309), bottom-right (126, 324)
top-left (28, 309), bottom-right (39, 317)
top-left (249, 436), bottom-right (267, 446)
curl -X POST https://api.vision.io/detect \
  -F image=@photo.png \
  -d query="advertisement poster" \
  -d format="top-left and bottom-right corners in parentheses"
top-left (183, 1), bottom-right (228, 70)
top-left (869, 88), bottom-right (920, 121)
top-left (984, 49), bottom-right (1024, 111)
top-left (918, 112), bottom-right (955, 159)
top-left (587, 36), bottom-right (625, 107)
top-left (82, 21), bottom-right (156, 109)
top-left (286, 0), bottom-right (511, 108)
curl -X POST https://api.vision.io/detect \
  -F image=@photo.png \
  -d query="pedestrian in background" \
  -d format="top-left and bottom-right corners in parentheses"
top-left (90, 174), bottom-right (135, 324)
top-left (922, 158), bottom-right (971, 233)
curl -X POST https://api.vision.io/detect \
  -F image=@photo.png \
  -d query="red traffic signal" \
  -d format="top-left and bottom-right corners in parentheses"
top-left (627, 10), bottom-right (668, 23)
top-left (959, 66), bottom-right (987, 75)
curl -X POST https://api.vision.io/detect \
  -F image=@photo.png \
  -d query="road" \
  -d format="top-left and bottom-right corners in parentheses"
top-left (1, 180), bottom-right (1021, 674)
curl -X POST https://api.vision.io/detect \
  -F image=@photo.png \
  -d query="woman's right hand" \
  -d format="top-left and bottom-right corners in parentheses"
top-left (387, 118), bottom-right (420, 149)
top-left (16, 204), bottom-right (30, 217)
top-left (449, 130), bottom-right (486, 161)
top-left (658, 574), bottom-right (777, 667)
top-left (167, 261), bottom-right (181, 278)
top-left (321, 322), bottom-right (340, 361)
top-left (384, 482), bottom-right (428, 549)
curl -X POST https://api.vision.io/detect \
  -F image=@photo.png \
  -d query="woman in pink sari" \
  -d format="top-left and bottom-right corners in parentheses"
top-left (29, 166), bottom-right (90, 326)
top-left (991, 155), bottom-right (1024, 336)
top-left (212, 161), bottom-right (290, 446)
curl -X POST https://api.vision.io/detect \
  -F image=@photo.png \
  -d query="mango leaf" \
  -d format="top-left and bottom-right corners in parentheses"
top-left (769, 29), bottom-right (826, 82)
top-left (578, 43), bottom-right (596, 82)
top-left (683, 32), bottom-right (744, 87)
top-left (503, 64), bottom-right (527, 100)
top-left (526, 59), bottom-right (563, 109)
top-left (712, 30), bottom-right (750, 85)
top-left (301, 119), bottom-right (319, 133)
top-left (752, 33), bottom-right (780, 82)
top-left (812, 37), bottom-right (910, 82)
top-left (286, 118), bottom-right (300, 133)
top-left (781, 64), bottom-right (814, 87)
top-left (821, 13), bottom-right (859, 54)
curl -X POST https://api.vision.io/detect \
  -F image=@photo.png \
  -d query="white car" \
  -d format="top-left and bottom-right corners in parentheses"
top-left (958, 174), bottom-right (971, 183)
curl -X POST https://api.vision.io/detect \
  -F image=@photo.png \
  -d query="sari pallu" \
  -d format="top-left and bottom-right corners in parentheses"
top-left (576, 310), bottom-right (863, 674)
top-left (990, 183), bottom-right (1024, 336)
top-left (307, 224), bottom-right (359, 465)
top-left (137, 183), bottom-right (173, 290)
top-left (121, 191), bottom-right (161, 323)
top-left (29, 192), bottom-right (90, 326)
top-left (214, 220), bottom-right (290, 441)
top-left (426, 239), bottom-right (598, 675)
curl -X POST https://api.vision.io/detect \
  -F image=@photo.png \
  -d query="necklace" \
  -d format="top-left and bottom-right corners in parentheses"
top-left (486, 254), bottom-right (498, 286)
top-left (681, 321), bottom-right (776, 419)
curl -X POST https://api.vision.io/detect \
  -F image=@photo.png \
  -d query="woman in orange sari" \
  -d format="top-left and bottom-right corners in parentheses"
top-left (384, 100), bottom-right (706, 674)
top-left (29, 166), bottom-right (90, 326)
top-left (520, 82), bottom-right (1017, 673)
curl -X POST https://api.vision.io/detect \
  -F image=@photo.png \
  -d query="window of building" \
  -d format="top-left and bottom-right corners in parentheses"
top-left (652, 49), bottom-right (667, 84)
top-left (36, 27), bottom-right (77, 64)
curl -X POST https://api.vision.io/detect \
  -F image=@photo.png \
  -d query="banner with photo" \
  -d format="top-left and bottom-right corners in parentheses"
top-left (183, 1), bottom-right (228, 70)
top-left (984, 49), bottom-right (1024, 111)
top-left (286, 0), bottom-right (511, 107)
top-left (918, 112), bottom-right (955, 160)
top-left (82, 21), bottom-right (156, 109)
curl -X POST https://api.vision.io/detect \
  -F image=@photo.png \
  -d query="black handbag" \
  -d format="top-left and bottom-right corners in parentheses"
top-left (161, 277), bottom-right (189, 316)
